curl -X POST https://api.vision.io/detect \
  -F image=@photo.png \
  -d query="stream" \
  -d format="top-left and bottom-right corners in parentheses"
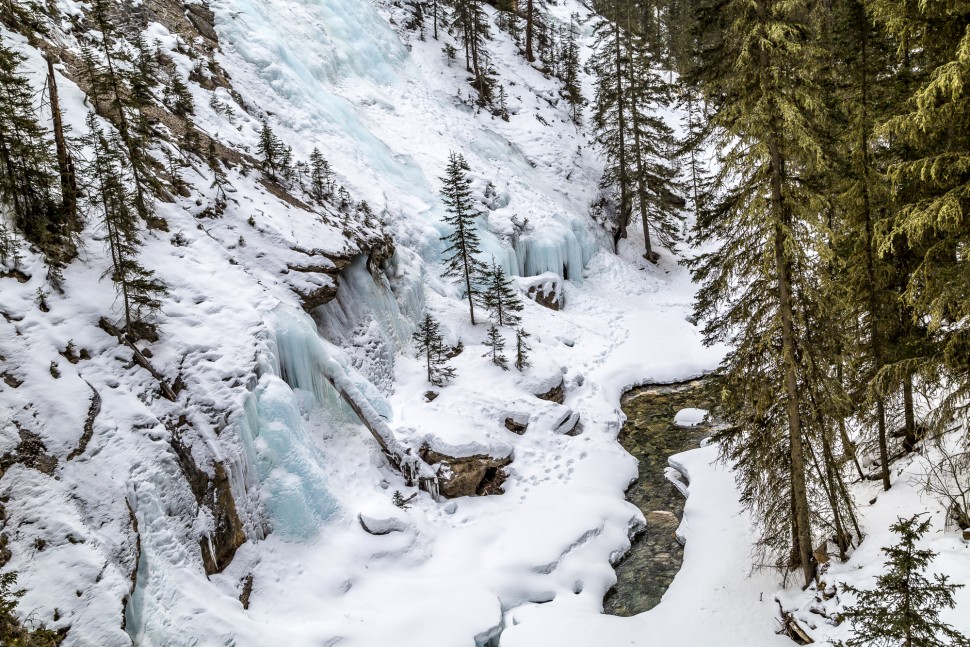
top-left (603, 378), bottom-right (714, 616)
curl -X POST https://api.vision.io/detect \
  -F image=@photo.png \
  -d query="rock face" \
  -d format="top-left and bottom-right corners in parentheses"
top-left (504, 416), bottom-right (528, 434)
top-left (170, 434), bottom-right (248, 575)
top-left (534, 377), bottom-right (566, 404)
top-left (419, 446), bottom-right (513, 498)
top-left (520, 273), bottom-right (564, 311)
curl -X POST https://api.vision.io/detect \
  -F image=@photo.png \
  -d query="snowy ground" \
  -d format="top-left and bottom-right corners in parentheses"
top-left (1, 0), bottom-right (968, 645)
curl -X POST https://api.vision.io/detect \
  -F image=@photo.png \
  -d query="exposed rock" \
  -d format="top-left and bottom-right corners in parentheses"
top-left (504, 416), bottom-right (528, 434)
top-left (199, 463), bottom-right (248, 575)
top-left (534, 377), bottom-right (565, 404)
top-left (184, 2), bottom-right (219, 43)
top-left (424, 391), bottom-right (439, 402)
top-left (419, 446), bottom-right (513, 498)
top-left (552, 409), bottom-right (581, 436)
top-left (170, 432), bottom-right (248, 575)
top-left (239, 574), bottom-right (254, 610)
top-left (358, 513), bottom-right (409, 535)
top-left (520, 273), bottom-right (563, 311)
top-left (0, 427), bottom-right (57, 477)
top-left (813, 541), bottom-right (830, 564)
top-left (67, 381), bottom-right (101, 461)
top-left (963, 528), bottom-right (970, 542)
top-left (1, 372), bottom-right (23, 388)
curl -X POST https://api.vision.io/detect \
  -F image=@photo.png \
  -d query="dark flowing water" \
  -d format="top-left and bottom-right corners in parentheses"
top-left (603, 378), bottom-right (714, 616)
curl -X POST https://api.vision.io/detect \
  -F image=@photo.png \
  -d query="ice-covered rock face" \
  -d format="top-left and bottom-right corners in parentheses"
top-left (212, 0), bottom-right (604, 289)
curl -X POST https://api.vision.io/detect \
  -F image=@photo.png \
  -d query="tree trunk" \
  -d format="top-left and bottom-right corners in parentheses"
top-left (760, 31), bottom-right (815, 585)
top-left (612, 18), bottom-right (630, 249)
top-left (525, 0), bottom-right (535, 62)
top-left (903, 375), bottom-right (918, 451)
top-left (47, 57), bottom-right (78, 238)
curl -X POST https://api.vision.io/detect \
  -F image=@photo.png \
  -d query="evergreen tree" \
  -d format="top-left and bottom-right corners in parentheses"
top-left (447, 0), bottom-right (495, 104)
top-left (560, 14), bottom-right (585, 126)
top-left (439, 152), bottom-right (486, 324)
top-left (590, 0), bottom-right (683, 259)
top-left (482, 323), bottom-right (509, 370)
top-left (163, 73), bottom-right (195, 118)
top-left (308, 148), bottom-right (334, 203)
top-left (514, 326), bottom-right (531, 371)
top-left (867, 0), bottom-right (970, 428)
top-left (413, 313), bottom-right (456, 386)
top-left (81, 113), bottom-right (165, 336)
top-left (84, 0), bottom-right (156, 224)
top-left (257, 121), bottom-right (289, 183)
top-left (0, 42), bottom-right (65, 253)
top-left (590, 0), bottom-right (632, 248)
top-left (690, 0), bottom-right (855, 586)
top-left (623, 13), bottom-right (683, 261)
top-left (837, 515), bottom-right (970, 647)
top-left (482, 259), bottom-right (523, 326)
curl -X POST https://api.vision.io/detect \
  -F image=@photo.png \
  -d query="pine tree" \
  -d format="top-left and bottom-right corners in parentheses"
top-left (439, 152), bottom-right (486, 324)
top-left (866, 0), bottom-right (970, 428)
top-left (308, 148), bottom-right (334, 203)
top-left (514, 326), bottom-right (531, 371)
top-left (81, 113), bottom-right (165, 336)
top-left (482, 259), bottom-right (523, 326)
top-left (447, 0), bottom-right (495, 104)
top-left (84, 0), bottom-right (156, 224)
top-left (0, 42), bottom-right (65, 252)
top-left (690, 0), bottom-right (856, 587)
top-left (413, 313), bottom-right (456, 386)
top-left (837, 515), bottom-right (970, 647)
top-left (560, 13), bottom-right (585, 126)
top-left (257, 121), bottom-right (289, 183)
top-left (163, 73), bottom-right (195, 118)
top-left (590, 0), bottom-right (684, 259)
top-left (623, 12), bottom-right (684, 261)
top-left (482, 323), bottom-right (509, 370)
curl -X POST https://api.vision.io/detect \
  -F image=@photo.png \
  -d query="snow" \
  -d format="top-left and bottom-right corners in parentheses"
top-left (1, 0), bottom-right (967, 646)
top-left (674, 407), bottom-right (708, 427)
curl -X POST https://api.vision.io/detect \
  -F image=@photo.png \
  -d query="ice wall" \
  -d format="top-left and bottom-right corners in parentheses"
top-left (211, 0), bottom-right (602, 289)
top-left (315, 255), bottom-right (423, 393)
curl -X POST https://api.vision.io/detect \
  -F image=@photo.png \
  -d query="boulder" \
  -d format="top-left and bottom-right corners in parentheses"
top-left (504, 413), bottom-right (529, 435)
top-left (519, 273), bottom-right (563, 311)
top-left (535, 378), bottom-right (565, 404)
top-left (419, 446), bottom-right (513, 498)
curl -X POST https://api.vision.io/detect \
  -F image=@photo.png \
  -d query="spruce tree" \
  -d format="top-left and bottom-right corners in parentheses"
top-left (867, 0), bottom-right (970, 428)
top-left (590, 0), bottom-right (632, 248)
top-left (482, 324), bottom-right (509, 370)
top-left (514, 326), bottom-right (531, 371)
top-left (308, 148), bottom-right (334, 203)
top-left (447, 0), bottom-right (495, 104)
top-left (85, 0), bottom-right (156, 223)
top-left (482, 259), bottom-right (523, 327)
top-left (837, 515), bottom-right (970, 647)
top-left (257, 122), bottom-right (289, 183)
top-left (560, 14), bottom-right (585, 126)
top-left (439, 152), bottom-right (486, 324)
top-left (690, 0), bottom-right (855, 586)
top-left (413, 314), bottom-right (456, 386)
top-left (623, 12), bottom-right (683, 262)
top-left (81, 113), bottom-right (165, 336)
top-left (0, 42), bottom-right (65, 253)
top-left (590, 0), bottom-right (683, 259)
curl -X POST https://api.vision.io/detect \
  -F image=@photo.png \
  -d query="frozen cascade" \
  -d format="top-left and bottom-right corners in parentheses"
top-left (268, 305), bottom-right (439, 494)
top-left (314, 255), bottom-right (424, 393)
top-left (250, 375), bottom-right (340, 539)
top-left (212, 0), bottom-right (602, 286)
